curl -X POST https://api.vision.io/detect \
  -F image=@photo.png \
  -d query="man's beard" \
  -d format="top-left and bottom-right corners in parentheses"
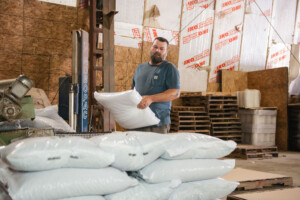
top-left (150, 52), bottom-right (164, 65)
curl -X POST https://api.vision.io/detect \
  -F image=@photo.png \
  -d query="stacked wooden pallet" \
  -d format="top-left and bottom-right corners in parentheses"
top-left (207, 95), bottom-right (242, 143)
top-left (227, 144), bottom-right (278, 159)
top-left (180, 92), bottom-right (242, 142)
top-left (170, 106), bottom-right (210, 134)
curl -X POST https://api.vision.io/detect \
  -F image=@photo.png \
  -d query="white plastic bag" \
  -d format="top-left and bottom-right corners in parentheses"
top-left (94, 90), bottom-right (160, 129)
top-left (90, 131), bottom-right (168, 171)
top-left (7, 167), bottom-right (138, 200)
top-left (60, 196), bottom-right (106, 200)
top-left (2, 137), bottom-right (115, 171)
top-left (34, 105), bottom-right (74, 132)
top-left (105, 180), bottom-right (181, 200)
top-left (162, 133), bottom-right (236, 159)
top-left (139, 159), bottom-right (235, 183)
top-left (169, 178), bottom-right (239, 200)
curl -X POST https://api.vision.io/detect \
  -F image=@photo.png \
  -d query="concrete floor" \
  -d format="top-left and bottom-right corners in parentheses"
top-left (235, 151), bottom-right (300, 186)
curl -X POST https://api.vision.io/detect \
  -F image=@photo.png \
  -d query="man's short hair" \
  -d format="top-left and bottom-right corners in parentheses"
top-left (154, 37), bottom-right (169, 47)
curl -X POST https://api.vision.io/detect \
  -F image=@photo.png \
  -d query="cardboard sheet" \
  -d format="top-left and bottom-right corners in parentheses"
top-left (222, 168), bottom-right (289, 182)
top-left (209, 0), bottom-right (245, 82)
top-left (239, 0), bottom-right (273, 72)
top-left (144, 0), bottom-right (182, 31)
top-left (266, 43), bottom-right (291, 69)
top-left (115, 0), bottom-right (145, 25)
top-left (179, 68), bottom-right (208, 92)
top-left (228, 188), bottom-right (300, 200)
top-left (272, 0), bottom-right (297, 44)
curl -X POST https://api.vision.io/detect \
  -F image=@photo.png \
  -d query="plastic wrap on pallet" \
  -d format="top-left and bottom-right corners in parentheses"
top-left (115, 0), bottom-right (144, 25)
top-left (209, 0), bottom-right (245, 83)
top-left (178, 0), bottom-right (214, 91)
top-left (115, 22), bottom-right (143, 48)
top-left (266, 43), bottom-right (291, 69)
top-left (239, 0), bottom-right (273, 72)
top-left (272, 0), bottom-right (297, 44)
top-left (143, 27), bottom-right (179, 45)
top-left (60, 196), bottom-right (106, 200)
top-left (236, 89), bottom-right (261, 108)
top-left (294, 2), bottom-right (300, 44)
top-left (144, 0), bottom-right (182, 31)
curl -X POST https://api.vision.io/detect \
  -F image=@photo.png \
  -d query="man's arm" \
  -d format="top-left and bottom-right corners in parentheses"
top-left (137, 89), bottom-right (180, 109)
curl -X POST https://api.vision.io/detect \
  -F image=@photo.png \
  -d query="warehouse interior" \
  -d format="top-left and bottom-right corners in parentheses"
top-left (0, 0), bottom-right (300, 199)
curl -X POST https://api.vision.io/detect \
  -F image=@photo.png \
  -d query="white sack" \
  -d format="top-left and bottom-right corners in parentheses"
top-left (94, 90), bottom-right (160, 129)
top-left (60, 196), bottom-right (106, 200)
top-left (162, 133), bottom-right (236, 159)
top-left (2, 137), bottom-right (114, 171)
top-left (139, 159), bottom-right (235, 183)
top-left (34, 105), bottom-right (74, 132)
top-left (7, 167), bottom-right (138, 200)
top-left (105, 180), bottom-right (181, 200)
top-left (90, 131), bottom-right (168, 171)
top-left (169, 178), bottom-right (239, 200)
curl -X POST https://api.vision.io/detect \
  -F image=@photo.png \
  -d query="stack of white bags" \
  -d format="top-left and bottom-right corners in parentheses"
top-left (0, 132), bottom-right (238, 200)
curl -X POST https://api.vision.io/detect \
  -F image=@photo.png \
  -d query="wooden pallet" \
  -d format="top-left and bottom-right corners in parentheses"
top-left (227, 144), bottom-right (278, 159)
top-left (171, 106), bottom-right (206, 112)
top-left (180, 91), bottom-right (236, 97)
top-left (222, 168), bottom-right (293, 192)
top-left (227, 188), bottom-right (300, 200)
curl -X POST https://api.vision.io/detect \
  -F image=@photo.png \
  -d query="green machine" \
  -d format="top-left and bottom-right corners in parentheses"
top-left (0, 75), bottom-right (36, 145)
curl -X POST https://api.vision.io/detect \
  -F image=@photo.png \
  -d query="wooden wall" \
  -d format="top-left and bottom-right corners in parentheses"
top-left (0, 0), bottom-right (180, 104)
top-left (221, 68), bottom-right (289, 150)
top-left (0, 0), bottom-right (89, 104)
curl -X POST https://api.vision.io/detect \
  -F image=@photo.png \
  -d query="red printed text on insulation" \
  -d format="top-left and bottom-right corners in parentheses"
top-left (187, 17), bottom-right (213, 32)
top-left (184, 49), bottom-right (209, 65)
top-left (215, 35), bottom-right (238, 50)
top-left (132, 28), bottom-right (141, 39)
top-left (186, 0), bottom-right (210, 10)
top-left (217, 4), bottom-right (242, 19)
top-left (183, 29), bottom-right (209, 44)
top-left (222, 0), bottom-right (243, 8)
top-left (214, 55), bottom-right (239, 74)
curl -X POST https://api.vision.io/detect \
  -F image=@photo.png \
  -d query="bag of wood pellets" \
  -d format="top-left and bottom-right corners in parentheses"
top-left (138, 158), bottom-right (235, 183)
top-left (168, 178), bottom-right (239, 200)
top-left (90, 131), bottom-right (168, 171)
top-left (94, 90), bottom-right (160, 129)
top-left (2, 136), bottom-right (115, 171)
top-left (105, 180), bottom-right (181, 200)
top-left (6, 167), bottom-right (138, 200)
top-left (161, 133), bottom-right (237, 159)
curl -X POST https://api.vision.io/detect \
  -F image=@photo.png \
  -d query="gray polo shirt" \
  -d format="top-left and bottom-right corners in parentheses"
top-left (132, 61), bottom-right (180, 126)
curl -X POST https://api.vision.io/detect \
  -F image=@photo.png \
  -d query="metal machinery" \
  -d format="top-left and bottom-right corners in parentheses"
top-left (89, 0), bottom-right (118, 132)
top-left (0, 75), bottom-right (34, 122)
top-left (58, 0), bottom-right (117, 133)
top-left (59, 30), bottom-right (89, 132)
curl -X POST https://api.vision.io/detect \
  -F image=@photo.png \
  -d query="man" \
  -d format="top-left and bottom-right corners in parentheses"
top-left (131, 37), bottom-right (180, 133)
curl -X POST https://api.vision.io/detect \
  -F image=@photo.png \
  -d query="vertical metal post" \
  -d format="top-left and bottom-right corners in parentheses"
top-left (102, 0), bottom-right (116, 131)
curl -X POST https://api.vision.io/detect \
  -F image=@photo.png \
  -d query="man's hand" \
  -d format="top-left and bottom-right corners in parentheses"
top-left (137, 96), bottom-right (153, 109)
